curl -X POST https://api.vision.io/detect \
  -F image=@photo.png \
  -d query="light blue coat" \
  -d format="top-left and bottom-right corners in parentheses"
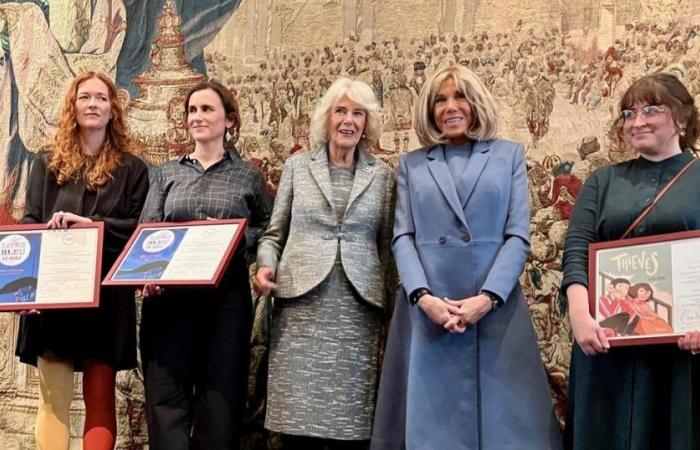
top-left (371, 140), bottom-right (562, 450)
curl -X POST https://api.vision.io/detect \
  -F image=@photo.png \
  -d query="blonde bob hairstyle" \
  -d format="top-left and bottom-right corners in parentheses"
top-left (414, 64), bottom-right (498, 147)
top-left (309, 77), bottom-right (382, 152)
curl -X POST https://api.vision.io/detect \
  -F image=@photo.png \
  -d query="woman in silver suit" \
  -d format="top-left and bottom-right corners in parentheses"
top-left (254, 77), bottom-right (396, 449)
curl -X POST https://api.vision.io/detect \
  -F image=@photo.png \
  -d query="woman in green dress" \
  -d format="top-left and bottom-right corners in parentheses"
top-left (562, 73), bottom-right (700, 449)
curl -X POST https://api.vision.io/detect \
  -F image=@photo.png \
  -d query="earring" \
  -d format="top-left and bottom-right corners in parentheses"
top-left (225, 130), bottom-right (232, 141)
top-left (681, 127), bottom-right (687, 137)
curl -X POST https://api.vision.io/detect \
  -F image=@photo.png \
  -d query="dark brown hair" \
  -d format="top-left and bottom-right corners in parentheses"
top-left (628, 282), bottom-right (654, 300)
top-left (611, 277), bottom-right (630, 287)
top-left (616, 73), bottom-right (699, 151)
top-left (184, 79), bottom-right (240, 144)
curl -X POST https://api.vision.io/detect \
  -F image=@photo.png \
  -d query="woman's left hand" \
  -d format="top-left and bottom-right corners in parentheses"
top-left (47, 211), bottom-right (92, 229)
top-left (678, 330), bottom-right (700, 354)
top-left (443, 294), bottom-right (492, 333)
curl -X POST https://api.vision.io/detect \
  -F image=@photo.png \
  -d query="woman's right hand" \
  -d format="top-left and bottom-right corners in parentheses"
top-left (567, 283), bottom-right (610, 356)
top-left (140, 283), bottom-right (164, 298)
top-left (253, 266), bottom-right (278, 296)
top-left (569, 307), bottom-right (610, 356)
top-left (46, 211), bottom-right (92, 229)
top-left (417, 294), bottom-right (462, 329)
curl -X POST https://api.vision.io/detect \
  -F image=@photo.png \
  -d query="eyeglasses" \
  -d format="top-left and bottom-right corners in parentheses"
top-left (620, 105), bottom-right (665, 122)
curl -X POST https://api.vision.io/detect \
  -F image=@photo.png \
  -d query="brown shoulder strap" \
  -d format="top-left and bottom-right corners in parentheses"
top-left (621, 158), bottom-right (697, 239)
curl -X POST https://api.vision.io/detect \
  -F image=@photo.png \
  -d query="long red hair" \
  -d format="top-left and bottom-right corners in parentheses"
top-left (47, 71), bottom-right (131, 190)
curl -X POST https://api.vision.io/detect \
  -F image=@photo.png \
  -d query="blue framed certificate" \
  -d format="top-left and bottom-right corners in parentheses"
top-left (103, 219), bottom-right (247, 287)
top-left (0, 223), bottom-right (103, 311)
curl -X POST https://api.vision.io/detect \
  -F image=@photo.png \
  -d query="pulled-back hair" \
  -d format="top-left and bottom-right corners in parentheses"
top-left (184, 79), bottom-right (241, 144)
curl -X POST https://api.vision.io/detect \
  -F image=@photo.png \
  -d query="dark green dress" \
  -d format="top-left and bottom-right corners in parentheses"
top-left (561, 151), bottom-right (700, 450)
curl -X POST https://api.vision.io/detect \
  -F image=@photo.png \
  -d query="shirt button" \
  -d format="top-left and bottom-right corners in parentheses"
top-left (461, 235), bottom-right (471, 243)
top-left (438, 236), bottom-right (447, 244)
top-left (650, 178), bottom-right (657, 183)
top-left (637, 226), bottom-right (645, 233)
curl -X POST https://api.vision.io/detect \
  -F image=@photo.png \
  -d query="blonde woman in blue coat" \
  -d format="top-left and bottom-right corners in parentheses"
top-left (371, 64), bottom-right (562, 450)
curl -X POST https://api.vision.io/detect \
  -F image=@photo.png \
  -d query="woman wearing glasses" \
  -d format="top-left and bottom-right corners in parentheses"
top-left (562, 73), bottom-right (700, 449)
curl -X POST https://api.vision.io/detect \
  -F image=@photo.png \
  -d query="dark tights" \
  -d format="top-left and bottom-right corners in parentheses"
top-left (280, 434), bottom-right (369, 450)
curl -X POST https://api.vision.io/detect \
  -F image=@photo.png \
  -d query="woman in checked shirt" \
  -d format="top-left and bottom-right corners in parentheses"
top-left (138, 80), bottom-right (271, 450)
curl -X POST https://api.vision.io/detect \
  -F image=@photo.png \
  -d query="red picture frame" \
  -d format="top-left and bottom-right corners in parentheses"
top-left (0, 222), bottom-right (104, 312)
top-left (102, 219), bottom-right (247, 287)
top-left (588, 229), bottom-right (700, 346)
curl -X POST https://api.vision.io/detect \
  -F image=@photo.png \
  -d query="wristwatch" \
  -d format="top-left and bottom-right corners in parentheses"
top-left (479, 290), bottom-right (503, 311)
top-left (409, 287), bottom-right (432, 306)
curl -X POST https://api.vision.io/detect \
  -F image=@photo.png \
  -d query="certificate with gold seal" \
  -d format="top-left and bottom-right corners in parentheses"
top-left (589, 229), bottom-right (700, 346)
top-left (103, 219), bottom-right (247, 287)
top-left (0, 223), bottom-right (104, 311)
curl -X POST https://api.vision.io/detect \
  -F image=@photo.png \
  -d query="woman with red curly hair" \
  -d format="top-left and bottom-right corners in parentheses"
top-left (15, 71), bottom-right (149, 450)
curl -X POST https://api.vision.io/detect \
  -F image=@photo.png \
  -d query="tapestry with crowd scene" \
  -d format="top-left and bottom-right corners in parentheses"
top-left (0, 0), bottom-right (697, 447)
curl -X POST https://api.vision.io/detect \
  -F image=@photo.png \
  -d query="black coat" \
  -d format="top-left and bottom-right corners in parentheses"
top-left (16, 151), bottom-right (149, 370)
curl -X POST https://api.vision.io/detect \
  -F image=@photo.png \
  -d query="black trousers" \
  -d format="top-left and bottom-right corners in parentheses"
top-left (140, 261), bottom-right (253, 450)
top-left (280, 434), bottom-right (369, 450)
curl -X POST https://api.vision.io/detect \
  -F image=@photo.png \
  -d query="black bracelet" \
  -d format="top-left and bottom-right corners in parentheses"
top-left (479, 290), bottom-right (503, 311)
top-left (409, 287), bottom-right (432, 306)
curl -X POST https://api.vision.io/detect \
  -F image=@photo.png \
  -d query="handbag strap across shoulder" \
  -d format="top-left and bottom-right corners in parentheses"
top-left (620, 157), bottom-right (697, 240)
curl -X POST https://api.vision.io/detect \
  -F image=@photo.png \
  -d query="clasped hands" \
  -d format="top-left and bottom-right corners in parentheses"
top-left (418, 293), bottom-right (493, 333)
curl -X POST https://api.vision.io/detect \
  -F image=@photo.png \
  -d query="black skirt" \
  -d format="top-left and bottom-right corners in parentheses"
top-left (15, 285), bottom-right (137, 371)
top-left (565, 343), bottom-right (700, 449)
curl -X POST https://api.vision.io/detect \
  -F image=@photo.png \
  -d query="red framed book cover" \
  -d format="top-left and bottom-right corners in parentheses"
top-left (103, 219), bottom-right (247, 287)
top-left (0, 222), bottom-right (104, 312)
top-left (588, 229), bottom-right (700, 347)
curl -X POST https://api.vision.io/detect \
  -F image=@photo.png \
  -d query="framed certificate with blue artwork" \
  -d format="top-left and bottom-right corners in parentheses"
top-left (0, 223), bottom-right (104, 311)
top-left (103, 219), bottom-right (247, 287)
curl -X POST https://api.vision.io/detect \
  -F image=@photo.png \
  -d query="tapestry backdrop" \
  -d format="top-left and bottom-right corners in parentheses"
top-left (0, 0), bottom-right (696, 447)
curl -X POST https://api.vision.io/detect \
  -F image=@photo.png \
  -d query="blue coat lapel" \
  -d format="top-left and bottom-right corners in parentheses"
top-left (458, 140), bottom-right (491, 208)
top-left (427, 145), bottom-right (468, 229)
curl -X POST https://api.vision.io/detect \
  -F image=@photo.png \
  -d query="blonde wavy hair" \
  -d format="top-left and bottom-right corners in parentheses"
top-left (47, 71), bottom-right (131, 190)
top-left (309, 77), bottom-right (382, 152)
top-left (413, 64), bottom-right (498, 147)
